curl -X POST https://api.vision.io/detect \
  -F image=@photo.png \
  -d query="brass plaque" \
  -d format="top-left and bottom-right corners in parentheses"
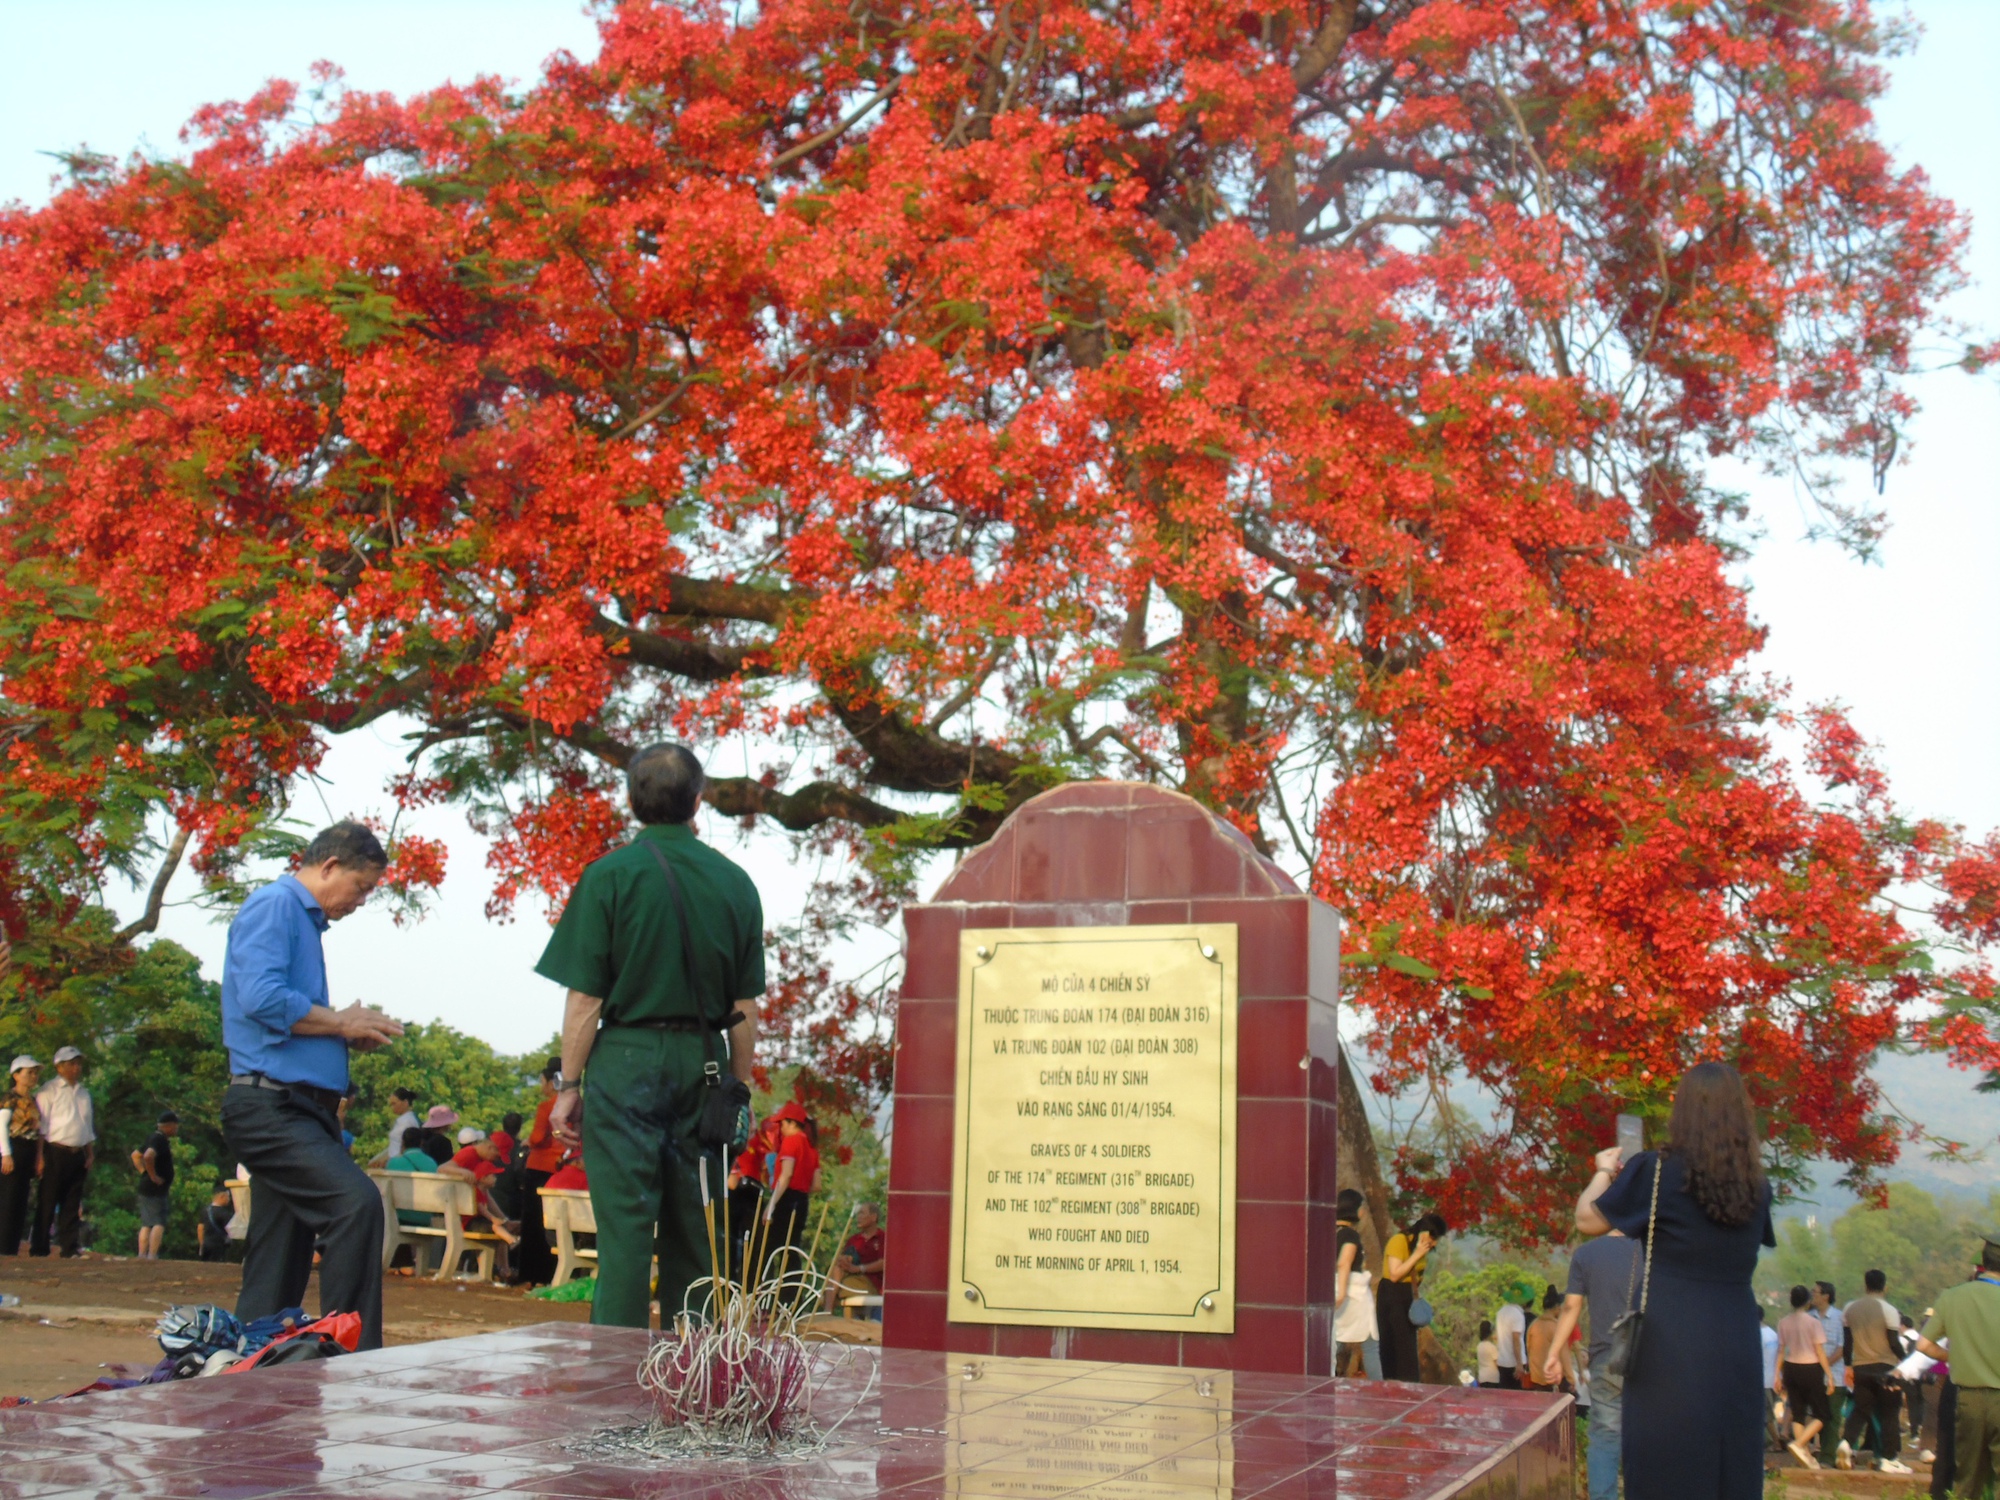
top-left (947, 925), bottom-right (1237, 1332)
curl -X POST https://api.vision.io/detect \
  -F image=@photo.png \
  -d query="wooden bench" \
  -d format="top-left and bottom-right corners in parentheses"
top-left (539, 1188), bottom-right (597, 1287)
top-left (370, 1170), bottom-right (508, 1282)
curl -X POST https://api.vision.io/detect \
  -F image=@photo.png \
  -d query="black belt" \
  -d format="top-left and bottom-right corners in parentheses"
top-left (229, 1073), bottom-right (344, 1114)
top-left (604, 1016), bottom-right (708, 1033)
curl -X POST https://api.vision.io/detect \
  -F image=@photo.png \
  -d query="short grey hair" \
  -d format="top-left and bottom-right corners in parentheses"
top-left (628, 743), bottom-right (705, 825)
top-left (300, 820), bottom-right (388, 870)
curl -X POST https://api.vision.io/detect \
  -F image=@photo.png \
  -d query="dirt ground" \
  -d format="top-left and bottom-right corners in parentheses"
top-left (0, 1253), bottom-right (589, 1400)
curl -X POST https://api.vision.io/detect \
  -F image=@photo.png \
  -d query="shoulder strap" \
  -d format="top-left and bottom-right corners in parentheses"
top-left (640, 839), bottom-right (722, 1031)
top-left (1638, 1151), bottom-right (1661, 1314)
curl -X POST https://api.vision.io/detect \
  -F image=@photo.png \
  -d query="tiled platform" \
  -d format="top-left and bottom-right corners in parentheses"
top-left (0, 1324), bottom-right (1571, 1498)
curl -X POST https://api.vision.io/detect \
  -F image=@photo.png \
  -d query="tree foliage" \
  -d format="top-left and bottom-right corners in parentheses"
top-left (344, 1018), bottom-right (550, 1155)
top-left (0, 0), bottom-right (1995, 1237)
top-left (1760, 1182), bottom-right (2000, 1319)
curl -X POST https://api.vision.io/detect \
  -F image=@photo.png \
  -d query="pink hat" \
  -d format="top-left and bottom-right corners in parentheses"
top-left (422, 1105), bottom-right (460, 1128)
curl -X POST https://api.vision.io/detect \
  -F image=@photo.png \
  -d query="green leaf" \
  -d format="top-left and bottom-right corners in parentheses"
top-left (1385, 953), bottom-right (1439, 980)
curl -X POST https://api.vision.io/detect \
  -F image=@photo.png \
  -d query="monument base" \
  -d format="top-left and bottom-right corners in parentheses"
top-left (0, 1323), bottom-right (1573, 1497)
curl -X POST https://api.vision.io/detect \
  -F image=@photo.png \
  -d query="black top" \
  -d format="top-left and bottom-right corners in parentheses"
top-left (198, 1201), bottom-right (232, 1257)
top-left (1336, 1223), bottom-right (1365, 1273)
top-left (1597, 1149), bottom-right (1775, 1282)
top-left (138, 1131), bottom-right (174, 1195)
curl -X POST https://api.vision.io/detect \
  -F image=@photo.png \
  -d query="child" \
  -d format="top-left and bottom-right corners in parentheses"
top-left (1477, 1320), bottom-right (1501, 1387)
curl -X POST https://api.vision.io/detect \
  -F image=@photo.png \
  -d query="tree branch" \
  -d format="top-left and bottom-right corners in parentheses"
top-left (703, 776), bottom-right (905, 832)
top-left (116, 827), bottom-right (190, 944)
top-left (770, 78), bottom-right (902, 172)
top-left (593, 612), bottom-right (768, 682)
top-left (663, 573), bottom-right (802, 626)
top-left (1291, 0), bottom-right (1363, 91)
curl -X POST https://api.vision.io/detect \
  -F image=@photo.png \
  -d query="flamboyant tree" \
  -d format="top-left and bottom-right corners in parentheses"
top-left (0, 0), bottom-right (1994, 1236)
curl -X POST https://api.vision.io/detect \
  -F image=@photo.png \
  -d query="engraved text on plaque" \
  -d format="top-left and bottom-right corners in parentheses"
top-left (947, 925), bottom-right (1238, 1332)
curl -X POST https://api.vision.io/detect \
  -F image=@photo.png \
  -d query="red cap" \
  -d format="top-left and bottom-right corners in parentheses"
top-left (768, 1100), bottom-right (809, 1125)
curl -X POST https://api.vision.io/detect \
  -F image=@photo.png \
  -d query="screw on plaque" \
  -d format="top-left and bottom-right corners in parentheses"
top-left (1200, 944), bottom-right (1217, 960)
top-left (975, 945), bottom-right (991, 959)
top-left (962, 1287), bottom-right (978, 1301)
top-left (1201, 1295), bottom-right (1215, 1310)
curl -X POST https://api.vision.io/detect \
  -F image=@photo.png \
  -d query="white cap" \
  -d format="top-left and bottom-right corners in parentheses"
top-left (52, 1045), bottom-right (83, 1064)
top-left (456, 1127), bottom-right (486, 1145)
top-left (8, 1054), bottom-right (39, 1074)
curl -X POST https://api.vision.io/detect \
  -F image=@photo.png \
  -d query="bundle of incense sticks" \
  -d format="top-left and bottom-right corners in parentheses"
top-left (642, 1162), bottom-right (852, 1443)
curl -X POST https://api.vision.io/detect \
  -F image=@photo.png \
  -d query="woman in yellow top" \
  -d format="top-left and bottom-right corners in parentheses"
top-left (1378, 1210), bottom-right (1447, 1381)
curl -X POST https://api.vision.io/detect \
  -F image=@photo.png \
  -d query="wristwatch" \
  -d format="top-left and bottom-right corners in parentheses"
top-left (555, 1079), bottom-right (582, 1093)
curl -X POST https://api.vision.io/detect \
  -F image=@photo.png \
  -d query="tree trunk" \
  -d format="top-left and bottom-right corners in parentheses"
top-left (1335, 1040), bottom-right (1391, 1270)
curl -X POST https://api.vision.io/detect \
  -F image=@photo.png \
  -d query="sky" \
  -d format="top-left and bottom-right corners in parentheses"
top-left (1, 3), bottom-right (1995, 1133)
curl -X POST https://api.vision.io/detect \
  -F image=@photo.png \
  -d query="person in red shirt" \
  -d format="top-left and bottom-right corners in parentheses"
top-left (763, 1101), bottom-right (818, 1291)
top-left (515, 1058), bottom-right (564, 1285)
top-left (451, 1129), bottom-right (505, 1180)
top-left (820, 1200), bottom-right (885, 1315)
top-left (544, 1156), bottom-right (587, 1192)
top-left (725, 1116), bottom-right (780, 1277)
top-left (439, 1130), bottom-right (519, 1271)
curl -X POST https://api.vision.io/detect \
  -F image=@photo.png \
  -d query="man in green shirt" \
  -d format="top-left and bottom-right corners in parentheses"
top-left (537, 743), bottom-right (764, 1328)
top-left (1917, 1234), bottom-right (2000, 1497)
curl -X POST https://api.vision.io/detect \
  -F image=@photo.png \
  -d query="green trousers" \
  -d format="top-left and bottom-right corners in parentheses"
top-left (582, 1026), bottom-right (728, 1328)
top-left (1958, 1386), bottom-right (2000, 1499)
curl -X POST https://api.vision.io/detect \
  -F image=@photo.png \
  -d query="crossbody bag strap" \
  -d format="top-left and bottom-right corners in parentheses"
top-left (639, 841), bottom-right (733, 1076)
top-left (1638, 1151), bottom-right (1661, 1314)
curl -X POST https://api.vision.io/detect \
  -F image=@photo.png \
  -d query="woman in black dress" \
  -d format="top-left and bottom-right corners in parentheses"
top-left (1574, 1062), bottom-right (1775, 1499)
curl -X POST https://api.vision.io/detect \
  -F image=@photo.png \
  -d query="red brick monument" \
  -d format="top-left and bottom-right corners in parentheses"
top-left (883, 781), bottom-right (1342, 1373)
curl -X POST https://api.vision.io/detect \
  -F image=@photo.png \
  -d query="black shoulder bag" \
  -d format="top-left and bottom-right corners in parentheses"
top-left (641, 842), bottom-right (752, 1152)
top-left (1600, 1152), bottom-right (1659, 1379)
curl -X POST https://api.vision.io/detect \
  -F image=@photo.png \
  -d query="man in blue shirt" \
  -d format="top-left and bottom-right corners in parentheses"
top-left (220, 822), bottom-right (403, 1349)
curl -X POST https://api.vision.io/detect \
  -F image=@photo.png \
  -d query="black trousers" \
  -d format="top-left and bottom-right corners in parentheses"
top-left (1783, 1360), bottom-right (1833, 1430)
top-left (1374, 1278), bottom-right (1421, 1382)
top-left (32, 1142), bottom-right (89, 1256)
top-left (1843, 1364), bottom-right (1902, 1459)
top-left (767, 1188), bottom-right (812, 1302)
top-left (221, 1083), bottom-right (384, 1350)
top-left (515, 1168), bottom-right (556, 1285)
top-left (726, 1182), bottom-right (764, 1277)
top-left (1, 1138), bottom-right (38, 1253)
top-left (1932, 1380), bottom-right (1957, 1500)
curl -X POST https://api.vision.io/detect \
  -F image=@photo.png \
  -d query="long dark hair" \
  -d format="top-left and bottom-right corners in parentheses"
top-left (1662, 1061), bottom-right (1765, 1227)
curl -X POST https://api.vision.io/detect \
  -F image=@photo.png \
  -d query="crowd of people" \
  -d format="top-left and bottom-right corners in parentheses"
top-left (1334, 1060), bottom-right (2000, 1499)
top-left (6, 745), bottom-right (892, 1356)
top-left (1, 1045), bottom-right (157, 1259)
top-left (6, 1022), bottom-right (886, 1309)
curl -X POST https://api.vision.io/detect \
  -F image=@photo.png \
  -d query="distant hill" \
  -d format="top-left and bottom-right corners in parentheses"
top-left (1775, 1049), bottom-right (1999, 1220)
